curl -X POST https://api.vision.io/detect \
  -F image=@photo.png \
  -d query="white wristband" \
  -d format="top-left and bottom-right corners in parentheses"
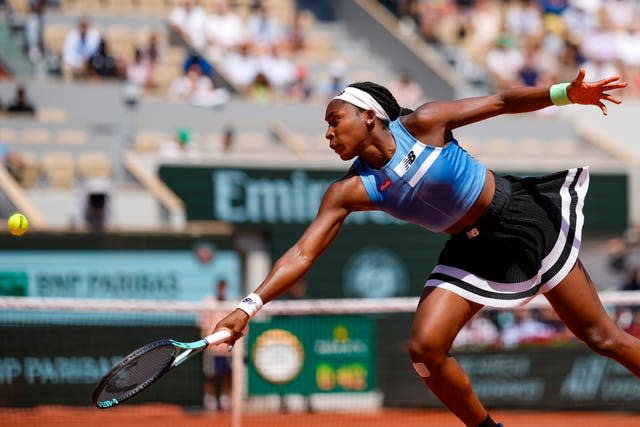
top-left (236, 293), bottom-right (263, 318)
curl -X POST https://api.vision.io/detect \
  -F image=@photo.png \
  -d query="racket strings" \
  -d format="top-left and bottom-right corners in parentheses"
top-left (95, 343), bottom-right (176, 403)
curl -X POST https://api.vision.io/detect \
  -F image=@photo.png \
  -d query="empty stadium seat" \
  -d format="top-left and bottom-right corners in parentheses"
top-left (104, 0), bottom-right (135, 15)
top-left (40, 152), bottom-right (75, 188)
top-left (36, 108), bottom-right (68, 124)
top-left (44, 24), bottom-right (71, 58)
top-left (135, 131), bottom-right (167, 153)
top-left (55, 129), bottom-right (87, 145)
top-left (137, 0), bottom-right (170, 16)
top-left (0, 128), bottom-right (17, 145)
top-left (18, 151), bottom-right (39, 189)
top-left (21, 129), bottom-right (52, 145)
top-left (6, 0), bottom-right (29, 14)
top-left (77, 152), bottom-right (113, 180)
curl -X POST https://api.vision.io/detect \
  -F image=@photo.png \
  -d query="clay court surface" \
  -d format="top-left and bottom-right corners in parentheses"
top-left (3, 405), bottom-right (640, 427)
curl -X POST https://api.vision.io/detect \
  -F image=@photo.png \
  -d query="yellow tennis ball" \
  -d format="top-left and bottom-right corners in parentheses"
top-left (7, 212), bottom-right (28, 236)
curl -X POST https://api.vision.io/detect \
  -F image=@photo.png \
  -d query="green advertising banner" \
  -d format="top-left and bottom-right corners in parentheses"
top-left (159, 165), bottom-right (628, 233)
top-left (247, 315), bottom-right (375, 396)
top-left (0, 250), bottom-right (241, 301)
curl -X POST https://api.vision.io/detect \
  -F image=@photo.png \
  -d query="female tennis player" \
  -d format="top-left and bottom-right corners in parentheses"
top-left (213, 68), bottom-right (640, 427)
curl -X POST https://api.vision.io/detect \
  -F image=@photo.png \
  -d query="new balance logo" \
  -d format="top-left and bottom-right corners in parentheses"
top-left (392, 143), bottom-right (426, 177)
top-left (402, 150), bottom-right (416, 170)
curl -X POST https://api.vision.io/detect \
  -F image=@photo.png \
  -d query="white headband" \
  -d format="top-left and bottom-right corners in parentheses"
top-left (333, 86), bottom-right (391, 121)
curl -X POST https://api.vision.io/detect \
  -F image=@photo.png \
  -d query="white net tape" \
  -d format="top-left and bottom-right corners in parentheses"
top-left (1, 291), bottom-right (640, 315)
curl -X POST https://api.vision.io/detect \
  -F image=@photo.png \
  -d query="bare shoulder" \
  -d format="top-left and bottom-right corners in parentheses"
top-left (406, 100), bottom-right (455, 126)
top-left (323, 168), bottom-right (373, 213)
top-left (400, 101), bottom-right (450, 145)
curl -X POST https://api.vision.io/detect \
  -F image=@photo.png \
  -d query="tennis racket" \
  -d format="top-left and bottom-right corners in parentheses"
top-left (93, 329), bottom-right (231, 409)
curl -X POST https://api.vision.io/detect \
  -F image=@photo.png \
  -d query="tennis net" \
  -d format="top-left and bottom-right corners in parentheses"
top-left (1, 293), bottom-right (640, 427)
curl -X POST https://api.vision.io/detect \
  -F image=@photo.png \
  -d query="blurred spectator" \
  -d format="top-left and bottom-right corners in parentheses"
top-left (616, 25), bottom-right (640, 95)
top-left (608, 236), bottom-right (630, 273)
top-left (183, 52), bottom-right (214, 79)
top-left (6, 152), bottom-right (25, 183)
top-left (579, 13), bottom-right (618, 67)
top-left (159, 127), bottom-right (199, 160)
top-left (203, 0), bottom-right (246, 63)
top-left (62, 16), bottom-right (101, 80)
top-left (503, 0), bottom-right (544, 42)
top-left (537, 306), bottom-right (573, 342)
top-left (561, 2), bottom-right (599, 45)
top-left (141, 31), bottom-right (163, 67)
top-left (258, 46), bottom-right (296, 92)
top-left (287, 64), bottom-right (313, 102)
top-left (204, 278), bottom-right (232, 411)
top-left (126, 48), bottom-right (153, 92)
top-left (88, 38), bottom-right (124, 80)
top-left (484, 34), bottom-right (525, 90)
top-left (464, 0), bottom-right (502, 63)
top-left (452, 311), bottom-right (500, 349)
top-left (620, 268), bottom-right (640, 292)
top-left (414, 0), bottom-right (457, 45)
top-left (319, 59), bottom-right (348, 100)
top-left (221, 126), bottom-right (234, 152)
top-left (246, 0), bottom-right (285, 53)
top-left (518, 47), bottom-right (543, 87)
top-left (7, 85), bottom-right (36, 114)
top-left (74, 177), bottom-right (112, 232)
top-left (2, 148), bottom-right (25, 185)
top-left (500, 308), bottom-right (556, 348)
top-left (247, 72), bottom-right (273, 103)
top-left (602, 0), bottom-right (636, 30)
top-left (539, 0), bottom-right (569, 15)
top-left (25, 0), bottom-right (47, 63)
top-left (169, 0), bottom-right (207, 51)
top-left (169, 63), bottom-right (229, 108)
top-left (380, 0), bottom-right (640, 98)
top-left (285, 9), bottom-right (307, 53)
top-left (388, 71), bottom-right (423, 108)
top-left (221, 42), bottom-right (260, 90)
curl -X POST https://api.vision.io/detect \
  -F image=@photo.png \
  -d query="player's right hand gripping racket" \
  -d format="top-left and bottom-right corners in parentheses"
top-left (93, 329), bottom-right (232, 409)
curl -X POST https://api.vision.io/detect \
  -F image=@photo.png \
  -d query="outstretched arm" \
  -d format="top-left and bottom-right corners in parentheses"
top-left (212, 174), bottom-right (372, 343)
top-left (405, 68), bottom-right (627, 139)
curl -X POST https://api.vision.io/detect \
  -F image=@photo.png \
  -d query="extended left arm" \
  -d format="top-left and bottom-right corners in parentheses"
top-left (408, 68), bottom-right (627, 135)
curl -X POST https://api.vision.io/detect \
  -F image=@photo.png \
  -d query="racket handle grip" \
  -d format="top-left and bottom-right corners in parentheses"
top-left (203, 329), bottom-right (232, 346)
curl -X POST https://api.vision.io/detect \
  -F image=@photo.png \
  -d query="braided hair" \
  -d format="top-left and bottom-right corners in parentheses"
top-left (348, 81), bottom-right (414, 124)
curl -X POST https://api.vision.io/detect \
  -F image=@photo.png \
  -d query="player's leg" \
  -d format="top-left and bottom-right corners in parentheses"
top-left (545, 259), bottom-right (640, 376)
top-left (409, 286), bottom-right (496, 427)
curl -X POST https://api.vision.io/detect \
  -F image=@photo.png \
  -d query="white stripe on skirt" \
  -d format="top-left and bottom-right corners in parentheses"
top-left (424, 167), bottom-right (589, 308)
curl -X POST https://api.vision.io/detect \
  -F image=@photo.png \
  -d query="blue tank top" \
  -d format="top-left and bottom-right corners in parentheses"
top-left (353, 118), bottom-right (486, 232)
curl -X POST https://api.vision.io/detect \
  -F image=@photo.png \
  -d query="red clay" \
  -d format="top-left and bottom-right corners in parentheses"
top-left (2, 406), bottom-right (639, 427)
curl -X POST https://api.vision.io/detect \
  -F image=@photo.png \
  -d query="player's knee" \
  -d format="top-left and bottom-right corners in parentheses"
top-left (580, 325), bottom-right (620, 357)
top-left (408, 334), bottom-right (449, 370)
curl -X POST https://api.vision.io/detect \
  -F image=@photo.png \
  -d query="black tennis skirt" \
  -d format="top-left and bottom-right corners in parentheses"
top-left (425, 167), bottom-right (589, 308)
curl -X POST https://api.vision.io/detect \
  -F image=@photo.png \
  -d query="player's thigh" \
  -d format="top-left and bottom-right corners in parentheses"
top-left (544, 259), bottom-right (616, 337)
top-left (411, 286), bottom-right (483, 351)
